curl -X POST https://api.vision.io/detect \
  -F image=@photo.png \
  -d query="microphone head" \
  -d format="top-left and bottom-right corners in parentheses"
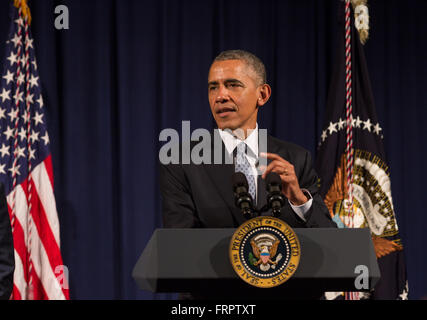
top-left (232, 172), bottom-right (253, 218)
top-left (232, 172), bottom-right (249, 190)
top-left (265, 172), bottom-right (282, 189)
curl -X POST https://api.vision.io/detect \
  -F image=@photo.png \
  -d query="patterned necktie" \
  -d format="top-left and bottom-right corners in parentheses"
top-left (235, 142), bottom-right (256, 203)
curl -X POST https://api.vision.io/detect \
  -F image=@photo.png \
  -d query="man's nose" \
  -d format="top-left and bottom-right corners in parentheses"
top-left (215, 85), bottom-right (230, 103)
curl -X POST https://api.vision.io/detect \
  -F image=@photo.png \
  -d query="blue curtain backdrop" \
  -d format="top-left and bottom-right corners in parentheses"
top-left (0, 0), bottom-right (426, 299)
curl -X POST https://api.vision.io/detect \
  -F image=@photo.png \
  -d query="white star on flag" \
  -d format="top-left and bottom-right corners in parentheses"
top-left (8, 164), bottom-right (21, 176)
top-left (10, 33), bottom-right (21, 47)
top-left (15, 145), bottom-right (26, 159)
top-left (33, 111), bottom-right (44, 125)
top-left (31, 59), bottom-right (37, 71)
top-left (373, 123), bottom-right (382, 135)
top-left (7, 108), bottom-right (19, 122)
top-left (328, 121), bottom-right (338, 134)
top-left (25, 37), bottom-right (33, 49)
top-left (13, 90), bottom-right (23, 103)
top-left (355, 116), bottom-right (363, 128)
top-left (41, 131), bottom-right (50, 145)
top-left (30, 129), bottom-right (39, 143)
top-left (26, 93), bottom-right (34, 104)
top-left (0, 143), bottom-right (10, 157)
top-left (28, 147), bottom-right (36, 160)
top-left (29, 75), bottom-right (38, 88)
top-left (0, 107), bottom-right (6, 120)
top-left (2, 70), bottom-right (14, 84)
top-left (363, 118), bottom-right (372, 132)
top-left (3, 126), bottom-right (14, 140)
top-left (7, 51), bottom-right (18, 66)
top-left (17, 72), bottom-right (25, 84)
top-left (20, 54), bottom-right (28, 67)
top-left (321, 130), bottom-right (328, 142)
top-left (0, 88), bottom-right (10, 102)
top-left (18, 127), bottom-right (27, 141)
top-left (14, 17), bottom-right (23, 27)
top-left (36, 95), bottom-right (43, 108)
top-left (337, 118), bottom-right (345, 130)
top-left (21, 110), bottom-right (29, 123)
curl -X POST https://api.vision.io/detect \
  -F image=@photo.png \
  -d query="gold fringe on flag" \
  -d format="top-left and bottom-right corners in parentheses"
top-left (351, 0), bottom-right (369, 44)
top-left (14, 0), bottom-right (32, 25)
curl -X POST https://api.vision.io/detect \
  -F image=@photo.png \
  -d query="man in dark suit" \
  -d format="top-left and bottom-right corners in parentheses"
top-left (0, 183), bottom-right (14, 300)
top-left (159, 50), bottom-right (336, 230)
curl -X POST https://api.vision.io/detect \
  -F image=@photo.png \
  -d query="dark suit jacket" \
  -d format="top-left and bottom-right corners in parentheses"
top-left (0, 184), bottom-right (14, 300)
top-left (159, 134), bottom-right (336, 229)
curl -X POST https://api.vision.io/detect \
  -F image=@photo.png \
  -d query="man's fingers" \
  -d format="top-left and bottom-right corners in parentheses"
top-left (259, 152), bottom-right (292, 169)
top-left (260, 152), bottom-right (281, 160)
top-left (261, 160), bottom-right (287, 178)
top-left (259, 152), bottom-right (289, 164)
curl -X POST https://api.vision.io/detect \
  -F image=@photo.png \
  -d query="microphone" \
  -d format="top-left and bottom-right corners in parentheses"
top-left (232, 172), bottom-right (254, 219)
top-left (265, 172), bottom-right (285, 217)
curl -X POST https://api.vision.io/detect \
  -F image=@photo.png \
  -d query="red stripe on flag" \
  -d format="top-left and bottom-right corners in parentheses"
top-left (44, 155), bottom-right (54, 189)
top-left (20, 176), bottom-right (69, 299)
top-left (12, 284), bottom-right (21, 300)
top-left (29, 266), bottom-right (49, 300)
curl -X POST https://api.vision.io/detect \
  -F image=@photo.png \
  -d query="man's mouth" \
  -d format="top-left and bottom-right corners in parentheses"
top-left (216, 106), bottom-right (236, 118)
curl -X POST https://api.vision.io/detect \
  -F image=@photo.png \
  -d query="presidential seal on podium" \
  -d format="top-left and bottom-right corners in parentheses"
top-left (229, 216), bottom-right (301, 288)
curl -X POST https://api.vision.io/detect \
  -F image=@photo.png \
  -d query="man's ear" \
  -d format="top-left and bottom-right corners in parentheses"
top-left (257, 84), bottom-right (272, 108)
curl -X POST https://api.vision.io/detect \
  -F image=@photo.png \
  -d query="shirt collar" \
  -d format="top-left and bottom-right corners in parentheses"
top-left (218, 123), bottom-right (259, 158)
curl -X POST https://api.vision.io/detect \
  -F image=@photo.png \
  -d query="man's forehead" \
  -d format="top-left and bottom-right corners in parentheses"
top-left (208, 59), bottom-right (257, 82)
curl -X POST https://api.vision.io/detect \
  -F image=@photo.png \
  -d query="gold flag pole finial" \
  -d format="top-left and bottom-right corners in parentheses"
top-left (14, 0), bottom-right (32, 25)
top-left (351, 0), bottom-right (369, 45)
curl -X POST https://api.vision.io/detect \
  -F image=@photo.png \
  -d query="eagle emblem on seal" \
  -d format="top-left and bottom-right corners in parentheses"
top-left (250, 233), bottom-right (283, 272)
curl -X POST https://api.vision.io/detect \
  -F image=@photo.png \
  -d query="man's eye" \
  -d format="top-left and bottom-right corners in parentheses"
top-left (209, 86), bottom-right (217, 91)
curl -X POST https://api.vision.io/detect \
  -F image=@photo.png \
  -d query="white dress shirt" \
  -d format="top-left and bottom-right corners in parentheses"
top-left (218, 124), bottom-right (313, 222)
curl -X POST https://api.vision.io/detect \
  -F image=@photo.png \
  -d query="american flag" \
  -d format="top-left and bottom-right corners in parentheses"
top-left (0, 2), bottom-right (69, 299)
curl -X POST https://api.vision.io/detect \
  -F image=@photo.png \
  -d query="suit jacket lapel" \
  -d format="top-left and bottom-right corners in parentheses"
top-left (202, 132), bottom-right (244, 225)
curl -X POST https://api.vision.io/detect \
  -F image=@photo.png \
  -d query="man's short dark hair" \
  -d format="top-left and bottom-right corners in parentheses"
top-left (213, 50), bottom-right (267, 86)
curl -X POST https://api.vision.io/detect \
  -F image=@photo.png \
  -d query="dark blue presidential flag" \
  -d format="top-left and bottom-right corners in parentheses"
top-left (315, 1), bottom-right (408, 300)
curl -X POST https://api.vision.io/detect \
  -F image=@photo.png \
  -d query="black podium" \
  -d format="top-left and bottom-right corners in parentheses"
top-left (132, 228), bottom-right (380, 299)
